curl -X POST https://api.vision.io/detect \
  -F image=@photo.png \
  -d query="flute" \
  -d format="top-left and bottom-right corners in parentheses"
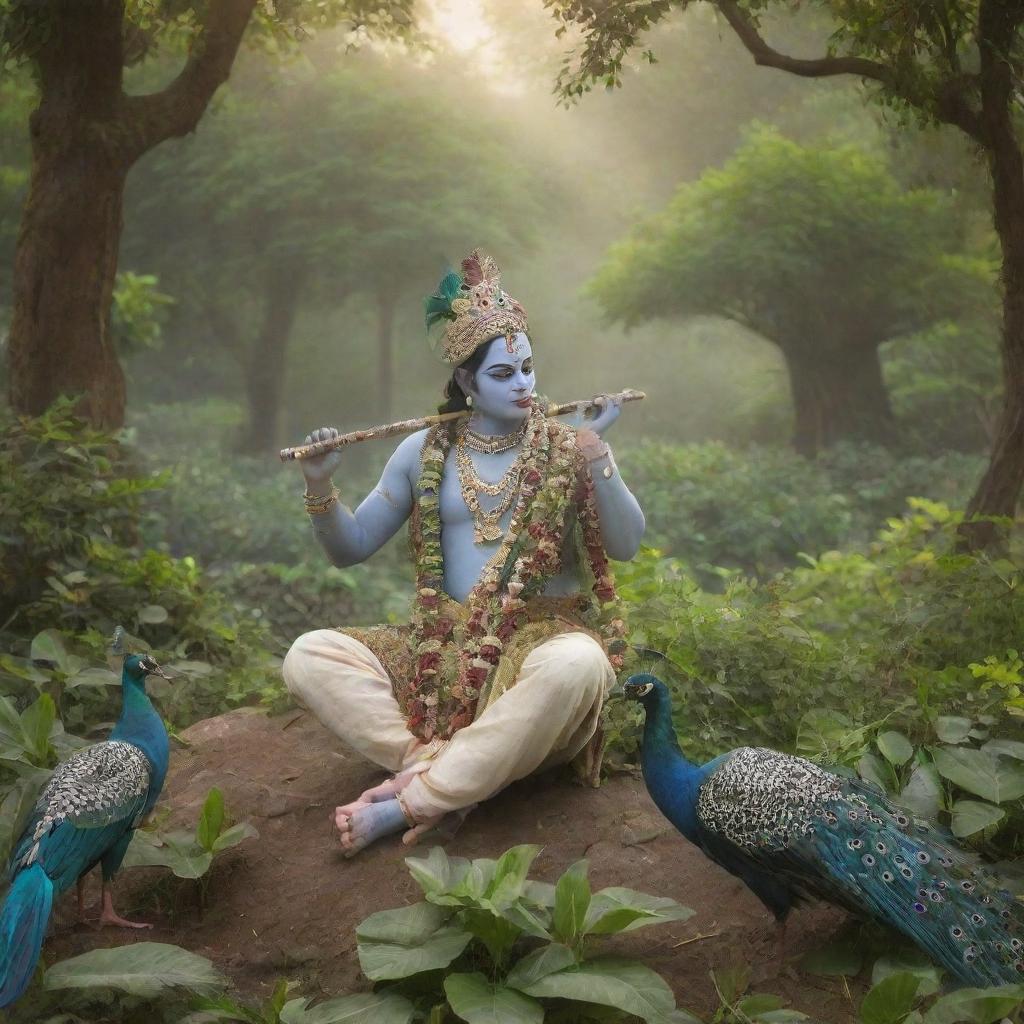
top-left (279, 388), bottom-right (645, 461)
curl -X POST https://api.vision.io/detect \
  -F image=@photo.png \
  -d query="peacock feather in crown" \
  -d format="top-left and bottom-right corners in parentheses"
top-left (424, 248), bottom-right (529, 365)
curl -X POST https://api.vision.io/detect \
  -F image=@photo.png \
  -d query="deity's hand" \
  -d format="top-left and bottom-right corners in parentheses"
top-left (584, 393), bottom-right (622, 436)
top-left (299, 426), bottom-right (344, 489)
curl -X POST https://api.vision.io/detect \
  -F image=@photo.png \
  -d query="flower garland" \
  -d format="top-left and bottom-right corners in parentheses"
top-left (401, 403), bottom-right (627, 742)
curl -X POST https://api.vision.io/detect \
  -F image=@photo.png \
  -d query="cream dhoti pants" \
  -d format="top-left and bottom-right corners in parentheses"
top-left (282, 629), bottom-right (615, 823)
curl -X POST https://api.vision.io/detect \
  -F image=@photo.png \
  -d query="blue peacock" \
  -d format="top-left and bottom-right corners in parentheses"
top-left (625, 673), bottom-right (1024, 986)
top-left (0, 628), bottom-right (171, 1007)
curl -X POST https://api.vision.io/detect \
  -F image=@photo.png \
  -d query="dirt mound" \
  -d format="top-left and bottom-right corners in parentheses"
top-left (47, 708), bottom-right (861, 1020)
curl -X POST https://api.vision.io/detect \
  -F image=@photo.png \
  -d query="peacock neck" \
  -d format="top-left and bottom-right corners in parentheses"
top-left (641, 700), bottom-right (705, 841)
top-left (110, 681), bottom-right (169, 796)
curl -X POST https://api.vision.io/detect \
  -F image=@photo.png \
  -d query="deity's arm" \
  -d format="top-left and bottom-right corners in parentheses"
top-left (308, 431), bottom-right (423, 567)
top-left (581, 440), bottom-right (645, 561)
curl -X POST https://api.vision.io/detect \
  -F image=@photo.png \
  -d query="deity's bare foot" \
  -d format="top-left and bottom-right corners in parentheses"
top-left (336, 798), bottom-right (413, 857)
top-left (334, 766), bottom-right (423, 820)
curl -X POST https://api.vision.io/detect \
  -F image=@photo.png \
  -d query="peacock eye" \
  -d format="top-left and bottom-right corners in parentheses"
top-left (638, 683), bottom-right (653, 696)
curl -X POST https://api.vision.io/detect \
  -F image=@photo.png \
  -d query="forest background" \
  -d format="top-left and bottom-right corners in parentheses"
top-left (1, 0), bottom-right (1024, 1019)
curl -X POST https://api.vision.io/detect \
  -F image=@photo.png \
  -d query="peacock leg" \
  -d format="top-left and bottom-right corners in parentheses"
top-left (76, 875), bottom-right (87, 922)
top-left (97, 882), bottom-right (153, 930)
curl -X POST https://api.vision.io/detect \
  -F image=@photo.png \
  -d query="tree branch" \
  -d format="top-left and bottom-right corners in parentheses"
top-left (714, 0), bottom-right (986, 143)
top-left (118, 0), bottom-right (256, 164)
top-left (713, 0), bottom-right (890, 83)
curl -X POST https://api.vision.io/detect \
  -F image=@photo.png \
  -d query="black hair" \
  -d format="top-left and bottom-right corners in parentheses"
top-left (437, 343), bottom-right (490, 415)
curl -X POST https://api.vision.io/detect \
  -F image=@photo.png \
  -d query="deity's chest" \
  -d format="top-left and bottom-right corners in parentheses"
top-left (437, 446), bottom-right (521, 528)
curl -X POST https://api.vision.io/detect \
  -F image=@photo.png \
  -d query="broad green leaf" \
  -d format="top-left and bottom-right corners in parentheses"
top-left (950, 799), bottom-right (1005, 838)
top-left (123, 830), bottom-right (213, 878)
top-left (521, 880), bottom-right (556, 907)
top-left (66, 667), bottom-right (120, 689)
top-left (983, 738), bottom-right (1024, 761)
top-left (859, 972), bottom-right (920, 1024)
top-left (898, 765), bottom-right (943, 819)
top-left (138, 604), bottom-right (169, 624)
top-left (196, 787), bottom-right (225, 851)
top-left (800, 939), bottom-right (863, 977)
top-left (485, 844), bottom-right (541, 907)
top-left (877, 732), bottom-right (914, 767)
top-left (753, 1012), bottom-right (809, 1023)
top-left (30, 629), bottom-right (70, 671)
top-left (494, 899), bottom-right (552, 941)
top-left (932, 746), bottom-right (1024, 803)
top-left (934, 717), bottom-right (972, 744)
top-left (21, 694), bottom-right (56, 762)
top-left (922, 985), bottom-right (1024, 1024)
top-left (280, 992), bottom-right (415, 1024)
top-left (0, 770), bottom-right (50, 864)
top-left (859, 752), bottom-right (893, 793)
top-left (463, 909), bottom-right (521, 962)
top-left (505, 944), bottom-right (576, 990)
top-left (356, 901), bottom-right (452, 945)
top-left (444, 972), bottom-right (543, 1024)
top-left (357, 902), bottom-right (469, 981)
top-left (211, 821), bottom-right (258, 853)
top-left (871, 952), bottom-right (942, 997)
top-left (552, 860), bottom-right (591, 944)
top-left (406, 846), bottom-right (460, 896)
top-left (735, 995), bottom-right (783, 1015)
top-left (584, 887), bottom-right (694, 935)
top-left (44, 942), bottom-right (224, 997)
top-left (519, 957), bottom-right (678, 1024)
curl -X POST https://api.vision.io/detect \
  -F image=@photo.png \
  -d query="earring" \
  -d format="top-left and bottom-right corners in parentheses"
top-left (466, 395), bottom-right (473, 408)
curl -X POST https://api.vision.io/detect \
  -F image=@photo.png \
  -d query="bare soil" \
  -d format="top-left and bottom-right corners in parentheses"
top-left (47, 708), bottom-right (864, 1021)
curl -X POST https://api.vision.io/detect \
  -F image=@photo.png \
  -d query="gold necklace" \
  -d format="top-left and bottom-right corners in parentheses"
top-left (455, 432), bottom-right (524, 543)
top-left (463, 419), bottom-right (528, 455)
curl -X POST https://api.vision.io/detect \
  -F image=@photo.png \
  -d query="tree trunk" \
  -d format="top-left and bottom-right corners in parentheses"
top-left (238, 267), bottom-right (306, 455)
top-left (5, 0), bottom-right (255, 429)
top-left (957, 2), bottom-right (1024, 551)
top-left (376, 291), bottom-right (396, 421)
top-left (6, 2), bottom-right (128, 426)
top-left (782, 342), bottom-right (896, 456)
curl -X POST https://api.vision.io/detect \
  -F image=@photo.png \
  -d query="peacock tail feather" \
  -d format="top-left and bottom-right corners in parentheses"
top-left (424, 269), bottom-right (463, 332)
top-left (696, 746), bottom-right (1024, 986)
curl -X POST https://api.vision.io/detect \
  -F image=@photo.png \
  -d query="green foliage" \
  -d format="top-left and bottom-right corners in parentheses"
top-left (110, 271), bottom-right (174, 355)
top-left (124, 786), bottom-right (258, 891)
top-left (611, 500), bottom-right (1024, 849)
top-left (356, 844), bottom-right (696, 1022)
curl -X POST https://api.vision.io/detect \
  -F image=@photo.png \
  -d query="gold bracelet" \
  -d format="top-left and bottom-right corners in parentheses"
top-left (304, 487), bottom-right (339, 515)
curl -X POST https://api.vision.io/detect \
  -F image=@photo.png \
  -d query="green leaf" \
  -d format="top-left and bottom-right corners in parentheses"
top-left (66, 666), bottom-right (120, 688)
top-left (484, 844), bottom-right (541, 907)
top-left (280, 992), bottom-right (415, 1024)
top-left (21, 693), bottom-right (55, 762)
top-left (922, 985), bottom-right (1024, 1024)
top-left (44, 942), bottom-right (224, 997)
top-left (196, 787), bottom-right (226, 851)
top-left (518, 957), bottom-right (679, 1024)
top-left (859, 752), bottom-right (893, 793)
top-left (932, 746), bottom-right (1024, 803)
top-left (800, 939), bottom-right (863, 977)
top-left (0, 769), bottom-right (50, 865)
top-left (138, 604), bottom-right (169, 624)
top-left (983, 738), bottom-right (1024, 761)
top-left (494, 899), bottom-right (552, 940)
top-left (934, 717), bottom-right (972, 744)
top-left (552, 859), bottom-right (591, 944)
top-left (444, 972), bottom-right (544, 1024)
top-left (859, 972), bottom-right (920, 1024)
top-left (505, 944), bottom-right (576, 990)
top-left (211, 821), bottom-right (258, 853)
top-left (899, 765), bottom-right (943, 819)
top-left (30, 629), bottom-right (70, 671)
top-left (877, 732), bottom-right (914, 767)
top-left (950, 799), bottom-right (1005, 838)
top-left (123, 830), bottom-right (214, 879)
top-left (584, 887), bottom-right (694, 935)
top-left (356, 902), bottom-right (469, 981)
top-left (871, 952), bottom-right (942, 998)
top-left (406, 846), bottom-right (462, 897)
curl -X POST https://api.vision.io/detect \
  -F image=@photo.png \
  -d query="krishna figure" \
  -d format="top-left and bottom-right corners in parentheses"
top-left (283, 249), bottom-right (645, 855)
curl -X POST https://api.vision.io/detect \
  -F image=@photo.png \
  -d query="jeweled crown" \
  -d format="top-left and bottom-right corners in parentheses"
top-left (424, 248), bottom-right (529, 365)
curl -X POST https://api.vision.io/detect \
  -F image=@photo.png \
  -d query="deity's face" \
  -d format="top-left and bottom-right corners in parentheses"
top-left (463, 333), bottom-right (536, 423)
